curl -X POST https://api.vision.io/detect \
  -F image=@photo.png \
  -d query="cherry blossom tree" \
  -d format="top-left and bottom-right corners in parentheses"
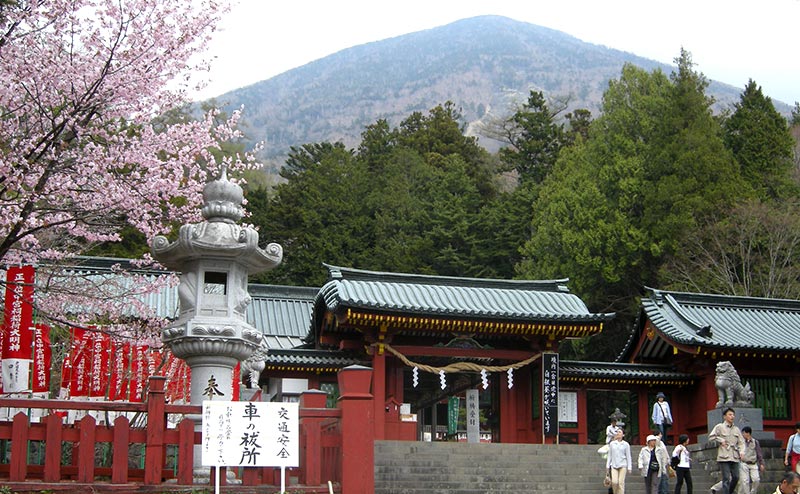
top-left (0, 0), bottom-right (256, 334)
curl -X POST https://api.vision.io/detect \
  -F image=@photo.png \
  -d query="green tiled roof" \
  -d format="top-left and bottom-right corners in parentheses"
top-left (560, 361), bottom-right (694, 385)
top-left (316, 264), bottom-right (614, 323)
top-left (264, 349), bottom-right (367, 370)
top-left (637, 288), bottom-right (800, 356)
top-left (247, 284), bottom-right (316, 339)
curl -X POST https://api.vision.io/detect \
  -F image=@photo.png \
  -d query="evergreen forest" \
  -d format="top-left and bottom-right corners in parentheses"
top-left (205, 52), bottom-right (800, 361)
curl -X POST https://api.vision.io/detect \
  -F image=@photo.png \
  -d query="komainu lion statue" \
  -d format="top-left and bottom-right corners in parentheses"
top-left (714, 361), bottom-right (754, 407)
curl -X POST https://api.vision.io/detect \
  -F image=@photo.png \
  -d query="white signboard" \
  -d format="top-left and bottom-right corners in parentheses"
top-left (558, 391), bottom-right (578, 423)
top-left (202, 401), bottom-right (299, 468)
top-left (466, 389), bottom-right (480, 443)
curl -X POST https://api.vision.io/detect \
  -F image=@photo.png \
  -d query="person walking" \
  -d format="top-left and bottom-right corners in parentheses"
top-left (738, 426), bottom-right (764, 494)
top-left (607, 418), bottom-right (622, 444)
top-left (784, 422), bottom-right (800, 475)
top-left (772, 472), bottom-right (800, 494)
top-left (709, 407), bottom-right (745, 494)
top-left (652, 392), bottom-right (673, 442)
top-left (672, 434), bottom-right (692, 494)
top-left (655, 430), bottom-right (670, 494)
top-left (639, 434), bottom-right (669, 494)
top-left (606, 428), bottom-right (632, 494)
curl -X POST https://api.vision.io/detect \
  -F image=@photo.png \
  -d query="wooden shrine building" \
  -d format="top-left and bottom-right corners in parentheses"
top-left (618, 288), bottom-right (800, 443)
top-left (6, 257), bottom-right (800, 447)
top-left (260, 264), bottom-right (614, 444)
top-left (256, 269), bottom-right (800, 446)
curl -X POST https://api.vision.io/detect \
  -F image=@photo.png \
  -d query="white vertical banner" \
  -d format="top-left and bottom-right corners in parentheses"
top-left (466, 389), bottom-right (480, 443)
top-left (202, 401), bottom-right (299, 468)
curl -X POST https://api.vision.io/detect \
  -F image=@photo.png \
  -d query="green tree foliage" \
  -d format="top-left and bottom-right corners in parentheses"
top-left (498, 91), bottom-right (566, 184)
top-left (662, 199), bottom-right (800, 299)
top-left (723, 80), bottom-right (796, 200)
top-left (253, 142), bottom-right (367, 286)
top-left (517, 52), bottom-right (746, 360)
top-left (252, 104), bottom-right (498, 286)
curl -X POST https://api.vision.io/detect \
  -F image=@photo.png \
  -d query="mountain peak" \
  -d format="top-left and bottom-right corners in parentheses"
top-left (212, 16), bottom-right (744, 167)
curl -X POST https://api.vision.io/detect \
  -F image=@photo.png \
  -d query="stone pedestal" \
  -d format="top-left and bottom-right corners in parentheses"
top-left (698, 407), bottom-right (775, 444)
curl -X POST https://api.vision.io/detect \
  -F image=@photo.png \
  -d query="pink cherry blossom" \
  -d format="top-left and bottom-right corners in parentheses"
top-left (0, 0), bottom-right (259, 331)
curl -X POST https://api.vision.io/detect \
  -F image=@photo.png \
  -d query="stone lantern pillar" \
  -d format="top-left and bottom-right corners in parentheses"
top-left (150, 168), bottom-right (282, 477)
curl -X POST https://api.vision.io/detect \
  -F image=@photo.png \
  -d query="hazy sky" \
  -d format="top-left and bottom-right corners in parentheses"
top-left (195, 0), bottom-right (800, 106)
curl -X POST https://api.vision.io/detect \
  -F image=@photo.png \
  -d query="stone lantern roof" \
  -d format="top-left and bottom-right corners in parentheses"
top-left (151, 168), bottom-right (282, 273)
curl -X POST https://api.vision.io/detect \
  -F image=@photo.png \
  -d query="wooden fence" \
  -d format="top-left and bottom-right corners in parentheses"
top-left (0, 376), bottom-right (343, 493)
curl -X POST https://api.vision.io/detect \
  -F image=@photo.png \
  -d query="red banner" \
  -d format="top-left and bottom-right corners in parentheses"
top-left (162, 352), bottom-right (190, 403)
top-left (88, 331), bottom-right (110, 398)
top-left (233, 362), bottom-right (240, 401)
top-left (128, 344), bottom-right (149, 402)
top-left (62, 327), bottom-right (92, 398)
top-left (2, 265), bottom-right (35, 359)
top-left (108, 341), bottom-right (131, 401)
top-left (32, 324), bottom-right (51, 393)
top-left (1, 266), bottom-right (36, 393)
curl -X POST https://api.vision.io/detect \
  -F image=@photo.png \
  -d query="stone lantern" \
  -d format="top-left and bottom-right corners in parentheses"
top-left (150, 168), bottom-right (282, 406)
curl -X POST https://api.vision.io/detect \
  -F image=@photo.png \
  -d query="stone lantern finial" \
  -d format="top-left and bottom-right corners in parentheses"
top-left (201, 166), bottom-right (244, 223)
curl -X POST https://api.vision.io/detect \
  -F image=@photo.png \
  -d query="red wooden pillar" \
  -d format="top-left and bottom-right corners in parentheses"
top-left (499, 372), bottom-right (518, 443)
top-left (300, 389), bottom-right (329, 486)
top-left (575, 387), bottom-right (589, 444)
top-left (10, 412), bottom-right (29, 481)
top-left (44, 413), bottom-right (63, 482)
top-left (145, 376), bottom-right (166, 484)
top-left (637, 389), bottom-right (650, 444)
top-left (176, 418), bottom-right (195, 485)
top-left (373, 348), bottom-right (386, 440)
top-left (77, 415), bottom-right (97, 482)
top-left (338, 365), bottom-right (374, 494)
top-left (112, 415), bottom-right (130, 483)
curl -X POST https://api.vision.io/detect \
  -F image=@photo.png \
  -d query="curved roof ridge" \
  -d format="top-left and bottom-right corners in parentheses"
top-left (324, 263), bottom-right (571, 292)
top-left (647, 287), bottom-right (800, 311)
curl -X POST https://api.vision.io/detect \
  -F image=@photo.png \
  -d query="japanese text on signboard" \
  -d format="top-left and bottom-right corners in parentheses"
top-left (202, 401), bottom-right (299, 468)
top-left (542, 352), bottom-right (559, 437)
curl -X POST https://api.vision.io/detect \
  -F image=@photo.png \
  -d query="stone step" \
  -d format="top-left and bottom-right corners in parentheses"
top-left (374, 440), bottom-right (779, 494)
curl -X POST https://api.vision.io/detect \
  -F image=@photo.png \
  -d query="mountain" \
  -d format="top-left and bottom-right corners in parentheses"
top-left (211, 15), bottom-right (761, 170)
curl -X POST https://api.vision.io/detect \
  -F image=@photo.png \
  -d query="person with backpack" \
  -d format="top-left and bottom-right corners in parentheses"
top-left (639, 434), bottom-right (669, 494)
top-left (672, 434), bottom-right (692, 494)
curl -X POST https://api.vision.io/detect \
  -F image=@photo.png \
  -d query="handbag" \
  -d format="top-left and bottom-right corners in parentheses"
top-left (604, 470), bottom-right (612, 487)
top-left (659, 402), bottom-right (672, 425)
top-left (668, 466), bottom-right (677, 478)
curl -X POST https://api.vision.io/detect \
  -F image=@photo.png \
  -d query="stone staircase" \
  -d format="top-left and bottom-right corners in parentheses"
top-left (374, 440), bottom-right (726, 494)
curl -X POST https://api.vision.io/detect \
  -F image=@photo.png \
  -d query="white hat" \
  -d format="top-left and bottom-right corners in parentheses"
top-left (646, 435), bottom-right (658, 442)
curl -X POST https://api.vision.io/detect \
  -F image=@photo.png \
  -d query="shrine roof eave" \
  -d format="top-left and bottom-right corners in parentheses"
top-left (330, 308), bottom-right (607, 340)
top-left (639, 287), bottom-right (800, 351)
top-left (315, 266), bottom-right (615, 324)
top-left (263, 349), bottom-right (367, 373)
top-left (560, 360), bottom-right (694, 386)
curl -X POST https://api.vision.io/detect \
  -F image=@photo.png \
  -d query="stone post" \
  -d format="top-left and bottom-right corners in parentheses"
top-left (338, 365), bottom-right (374, 494)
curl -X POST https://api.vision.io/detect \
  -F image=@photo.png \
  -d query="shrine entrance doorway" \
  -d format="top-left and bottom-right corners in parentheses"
top-left (585, 389), bottom-right (639, 444)
top-left (402, 366), bottom-right (499, 442)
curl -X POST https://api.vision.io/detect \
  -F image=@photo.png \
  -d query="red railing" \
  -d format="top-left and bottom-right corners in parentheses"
top-left (0, 376), bottom-right (344, 493)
